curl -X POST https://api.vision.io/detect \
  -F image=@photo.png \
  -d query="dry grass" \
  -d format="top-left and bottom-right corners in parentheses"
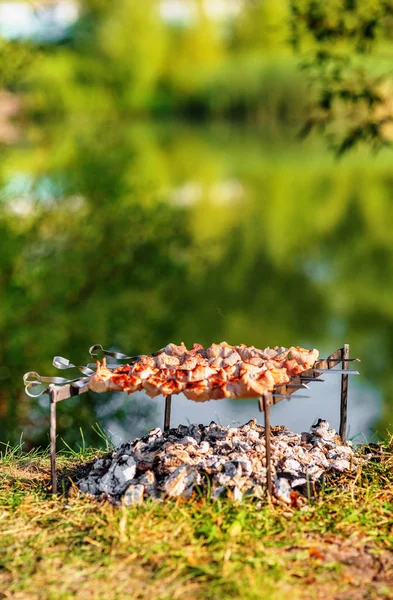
top-left (0, 442), bottom-right (393, 600)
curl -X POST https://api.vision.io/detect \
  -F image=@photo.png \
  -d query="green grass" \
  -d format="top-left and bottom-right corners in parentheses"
top-left (0, 442), bottom-right (392, 600)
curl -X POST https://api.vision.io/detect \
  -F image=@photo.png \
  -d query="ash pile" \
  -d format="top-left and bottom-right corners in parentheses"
top-left (76, 419), bottom-right (361, 505)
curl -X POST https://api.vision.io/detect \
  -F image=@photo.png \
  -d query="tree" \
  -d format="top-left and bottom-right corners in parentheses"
top-left (290, 0), bottom-right (393, 154)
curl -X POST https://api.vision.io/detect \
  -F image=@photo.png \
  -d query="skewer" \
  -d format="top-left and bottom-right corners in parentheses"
top-left (272, 394), bottom-right (310, 399)
top-left (286, 382), bottom-right (310, 389)
top-left (311, 368), bottom-right (359, 375)
top-left (321, 357), bottom-right (360, 363)
top-left (164, 395), bottom-right (172, 432)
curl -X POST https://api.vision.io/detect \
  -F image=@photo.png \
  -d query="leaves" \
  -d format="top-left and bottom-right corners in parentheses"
top-left (290, 0), bottom-right (393, 154)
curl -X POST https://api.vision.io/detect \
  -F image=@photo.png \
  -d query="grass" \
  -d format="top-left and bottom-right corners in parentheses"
top-left (0, 441), bottom-right (392, 600)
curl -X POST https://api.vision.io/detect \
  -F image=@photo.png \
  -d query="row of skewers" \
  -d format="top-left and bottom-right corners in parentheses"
top-left (88, 342), bottom-right (320, 402)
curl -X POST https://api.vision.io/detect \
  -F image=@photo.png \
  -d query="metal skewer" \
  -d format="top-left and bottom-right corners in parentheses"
top-left (286, 382), bottom-right (310, 389)
top-left (311, 368), bottom-right (359, 375)
top-left (273, 394), bottom-right (310, 399)
top-left (321, 357), bottom-right (360, 363)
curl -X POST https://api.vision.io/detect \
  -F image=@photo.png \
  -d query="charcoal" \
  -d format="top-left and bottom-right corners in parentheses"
top-left (162, 465), bottom-right (200, 497)
top-left (199, 441), bottom-right (210, 454)
top-left (224, 461), bottom-right (242, 478)
top-left (76, 419), bottom-right (364, 505)
top-left (97, 455), bottom-right (136, 495)
top-left (123, 484), bottom-right (144, 506)
top-left (274, 474), bottom-right (292, 504)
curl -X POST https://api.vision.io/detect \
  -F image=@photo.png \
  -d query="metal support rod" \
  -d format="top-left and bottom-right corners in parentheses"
top-left (49, 385), bottom-right (57, 495)
top-left (339, 344), bottom-right (349, 442)
top-left (263, 392), bottom-right (273, 498)
top-left (164, 395), bottom-right (172, 432)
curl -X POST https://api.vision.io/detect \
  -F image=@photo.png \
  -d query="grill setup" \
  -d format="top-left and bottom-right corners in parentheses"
top-left (23, 343), bottom-right (360, 496)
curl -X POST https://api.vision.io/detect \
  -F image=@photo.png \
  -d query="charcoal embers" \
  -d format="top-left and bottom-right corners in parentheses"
top-left (76, 419), bottom-right (362, 505)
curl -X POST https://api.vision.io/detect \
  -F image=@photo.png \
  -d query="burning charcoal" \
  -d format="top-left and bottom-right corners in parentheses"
top-left (205, 427), bottom-right (229, 443)
top-left (162, 465), bottom-right (200, 497)
top-left (132, 450), bottom-right (159, 472)
top-left (238, 458), bottom-right (253, 476)
top-left (327, 446), bottom-right (354, 459)
top-left (211, 486), bottom-right (226, 499)
top-left (224, 461), bottom-right (242, 479)
top-left (176, 424), bottom-right (191, 437)
top-left (97, 455), bottom-right (137, 495)
top-left (306, 465), bottom-right (325, 479)
top-left (216, 473), bottom-right (232, 486)
top-left (138, 470), bottom-right (156, 493)
top-left (147, 427), bottom-right (162, 440)
top-left (91, 458), bottom-right (112, 474)
top-left (251, 485), bottom-right (265, 499)
top-left (310, 419), bottom-right (336, 441)
top-left (199, 441), bottom-right (210, 454)
top-left (78, 478), bottom-right (99, 496)
top-left (233, 440), bottom-right (252, 452)
top-left (187, 424), bottom-right (202, 443)
top-left (274, 474), bottom-right (292, 504)
top-left (291, 477), bottom-right (307, 488)
top-left (301, 432), bottom-right (313, 444)
top-left (247, 429), bottom-right (260, 442)
top-left (205, 455), bottom-right (227, 471)
top-left (76, 418), bottom-right (363, 504)
top-left (282, 458), bottom-right (301, 475)
top-left (228, 487), bottom-right (243, 503)
top-left (309, 447), bottom-right (329, 468)
top-left (238, 421), bottom-right (253, 433)
top-left (273, 427), bottom-right (301, 444)
top-left (178, 436), bottom-right (198, 446)
top-left (123, 484), bottom-right (144, 506)
top-left (329, 458), bottom-right (351, 472)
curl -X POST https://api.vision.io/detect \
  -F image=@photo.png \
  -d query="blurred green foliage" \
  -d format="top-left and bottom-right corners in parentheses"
top-left (0, 38), bottom-right (35, 89)
top-left (1, 1), bottom-right (393, 447)
top-left (3, 0), bottom-right (393, 141)
top-left (14, 0), bottom-right (309, 124)
top-left (290, 0), bottom-right (393, 153)
top-left (1, 121), bottom-right (393, 446)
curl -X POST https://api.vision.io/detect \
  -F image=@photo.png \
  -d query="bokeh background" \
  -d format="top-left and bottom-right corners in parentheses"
top-left (1, 0), bottom-right (393, 449)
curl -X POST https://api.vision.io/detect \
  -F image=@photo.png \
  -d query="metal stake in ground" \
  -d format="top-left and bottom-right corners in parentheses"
top-left (339, 344), bottom-right (349, 442)
top-left (259, 392), bottom-right (273, 497)
top-left (164, 395), bottom-right (172, 432)
top-left (49, 384), bottom-right (57, 495)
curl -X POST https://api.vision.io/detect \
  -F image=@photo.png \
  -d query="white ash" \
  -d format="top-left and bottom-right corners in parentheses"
top-left (76, 418), bottom-right (362, 505)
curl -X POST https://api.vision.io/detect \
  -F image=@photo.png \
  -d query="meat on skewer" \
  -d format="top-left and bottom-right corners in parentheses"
top-left (88, 342), bottom-right (319, 401)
